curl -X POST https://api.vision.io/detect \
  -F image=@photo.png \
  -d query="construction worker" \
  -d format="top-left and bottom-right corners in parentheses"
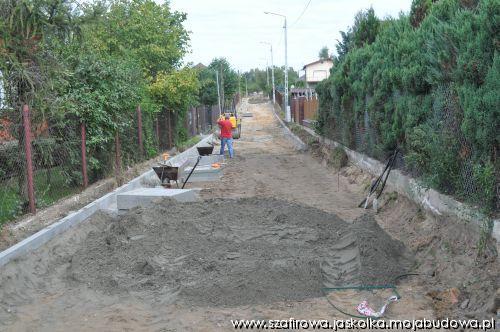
top-left (218, 114), bottom-right (234, 158)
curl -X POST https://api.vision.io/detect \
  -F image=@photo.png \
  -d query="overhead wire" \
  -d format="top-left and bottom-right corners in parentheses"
top-left (290, 0), bottom-right (312, 28)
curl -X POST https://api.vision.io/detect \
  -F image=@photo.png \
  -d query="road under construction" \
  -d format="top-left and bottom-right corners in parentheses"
top-left (0, 97), bottom-right (497, 331)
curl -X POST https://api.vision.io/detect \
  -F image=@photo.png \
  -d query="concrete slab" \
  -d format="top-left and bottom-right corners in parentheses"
top-left (117, 188), bottom-right (199, 210)
top-left (189, 154), bottom-right (225, 166)
top-left (183, 165), bottom-right (223, 182)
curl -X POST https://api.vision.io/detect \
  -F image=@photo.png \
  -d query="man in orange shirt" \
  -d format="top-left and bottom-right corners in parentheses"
top-left (217, 114), bottom-right (234, 158)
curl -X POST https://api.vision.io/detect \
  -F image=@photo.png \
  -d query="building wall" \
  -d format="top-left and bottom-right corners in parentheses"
top-left (304, 60), bottom-right (333, 84)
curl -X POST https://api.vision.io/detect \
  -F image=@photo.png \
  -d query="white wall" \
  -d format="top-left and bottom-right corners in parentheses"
top-left (305, 60), bottom-right (333, 83)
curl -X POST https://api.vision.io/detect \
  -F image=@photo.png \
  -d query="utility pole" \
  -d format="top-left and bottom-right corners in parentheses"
top-left (260, 41), bottom-right (276, 104)
top-left (238, 70), bottom-right (241, 98)
top-left (220, 63), bottom-right (225, 112)
top-left (284, 16), bottom-right (289, 122)
top-left (264, 11), bottom-right (290, 122)
top-left (245, 75), bottom-right (248, 96)
top-left (271, 45), bottom-right (275, 104)
top-left (215, 70), bottom-right (221, 117)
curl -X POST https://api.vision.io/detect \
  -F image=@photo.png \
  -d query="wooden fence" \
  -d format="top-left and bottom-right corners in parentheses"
top-left (290, 95), bottom-right (318, 126)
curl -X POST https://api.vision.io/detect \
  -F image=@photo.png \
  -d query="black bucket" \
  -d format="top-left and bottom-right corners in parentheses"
top-left (197, 146), bottom-right (215, 156)
top-left (153, 165), bottom-right (179, 182)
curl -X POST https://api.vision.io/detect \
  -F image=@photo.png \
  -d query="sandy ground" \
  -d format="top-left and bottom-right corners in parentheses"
top-left (0, 98), bottom-right (497, 331)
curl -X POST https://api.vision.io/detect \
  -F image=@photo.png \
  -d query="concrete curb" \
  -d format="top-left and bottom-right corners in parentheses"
top-left (298, 125), bottom-right (498, 242)
top-left (0, 135), bottom-right (214, 268)
top-left (270, 102), bottom-right (307, 151)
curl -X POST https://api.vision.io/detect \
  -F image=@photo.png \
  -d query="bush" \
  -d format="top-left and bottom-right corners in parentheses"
top-left (328, 146), bottom-right (349, 170)
top-left (316, 0), bottom-right (499, 213)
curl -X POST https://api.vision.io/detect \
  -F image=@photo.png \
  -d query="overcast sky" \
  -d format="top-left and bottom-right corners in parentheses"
top-left (169, 0), bottom-right (413, 73)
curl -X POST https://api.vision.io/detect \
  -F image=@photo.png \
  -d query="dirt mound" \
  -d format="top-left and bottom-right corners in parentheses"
top-left (66, 197), bottom-right (413, 307)
top-left (321, 214), bottom-right (414, 288)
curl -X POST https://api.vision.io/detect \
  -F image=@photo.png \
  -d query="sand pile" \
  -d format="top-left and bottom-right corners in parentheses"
top-left (66, 197), bottom-right (413, 307)
top-left (321, 214), bottom-right (414, 288)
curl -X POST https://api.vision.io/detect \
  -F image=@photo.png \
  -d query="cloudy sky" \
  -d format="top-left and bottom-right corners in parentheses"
top-left (169, 0), bottom-right (413, 73)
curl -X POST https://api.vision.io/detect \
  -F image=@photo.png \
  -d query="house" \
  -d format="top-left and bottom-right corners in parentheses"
top-left (192, 63), bottom-right (207, 70)
top-left (302, 59), bottom-right (333, 88)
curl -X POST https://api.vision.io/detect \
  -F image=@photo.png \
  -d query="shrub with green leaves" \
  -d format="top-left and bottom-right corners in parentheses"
top-left (317, 0), bottom-right (499, 213)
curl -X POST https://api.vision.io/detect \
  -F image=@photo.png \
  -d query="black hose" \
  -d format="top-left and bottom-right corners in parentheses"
top-left (182, 156), bottom-right (201, 189)
top-left (376, 149), bottom-right (399, 199)
top-left (358, 156), bottom-right (392, 207)
top-left (358, 148), bottom-right (398, 207)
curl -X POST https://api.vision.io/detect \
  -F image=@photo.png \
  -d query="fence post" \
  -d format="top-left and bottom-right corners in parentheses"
top-left (299, 97), bottom-right (305, 125)
top-left (155, 116), bottom-right (160, 149)
top-left (167, 111), bottom-right (172, 148)
top-left (115, 130), bottom-right (122, 185)
top-left (22, 104), bottom-right (36, 214)
top-left (137, 104), bottom-right (143, 157)
top-left (81, 122), bottom-right (88, 188)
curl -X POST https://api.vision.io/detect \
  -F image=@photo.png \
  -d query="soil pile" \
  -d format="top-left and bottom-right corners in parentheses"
top-left (321, 214), bottom-right (414, 288)
top-left (66, 197), bottom-right (413, 307)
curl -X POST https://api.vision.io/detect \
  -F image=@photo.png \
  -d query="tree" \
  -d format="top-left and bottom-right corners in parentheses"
top-left (0, 0), bottom-right (74, 107)
top-left (208, 58), bottom-right (238, 109)
top-left (73, 0), bottom-right (192, 153)
top-left (0, 0), bottom-right (197, 222)
top-left (335, 30), bottom-right (353, 63)
top-left (197, 67), bottom-right (218, 106)
top-left (149, 67), bottom-right (199, 143)
top-left (352, 7), bottom-right (380, 48)
top-left (242, 66), bottom-right (300, 94)
top-left (316, 0), bottom-right (499, 213)
top-left (319, 46), bottom-right (330, 60)
top-left (86, 0), bottom-right (189, 79)
top-left (149, 67), bottom-right (199, 112)
top-left (0, 0), bottom-right (75, 209)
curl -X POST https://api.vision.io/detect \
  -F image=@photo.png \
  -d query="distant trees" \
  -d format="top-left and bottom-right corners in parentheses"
top-left (197, 67), bottom-right (219, 106)
top-left (319, 47), bottom-right (331, 60)
top-left (316, 0), bottom-right (499, 213)
top-left (243, 67), bottom-right (300, 94)
top-left (208, 58), bottom-right (238, 109)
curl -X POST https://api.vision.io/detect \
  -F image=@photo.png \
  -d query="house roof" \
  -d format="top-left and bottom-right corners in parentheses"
top-left (302, 59), bottom-right (333, 70)
top-left (193, 62), bottom-right (207, 70)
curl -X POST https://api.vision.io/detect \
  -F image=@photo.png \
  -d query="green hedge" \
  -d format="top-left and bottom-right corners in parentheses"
top-left (316, 0), bottom-right (499, 213)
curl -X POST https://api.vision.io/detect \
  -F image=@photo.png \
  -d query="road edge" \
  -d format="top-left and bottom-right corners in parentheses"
top-left (269, 102), bottom-right (307, 151)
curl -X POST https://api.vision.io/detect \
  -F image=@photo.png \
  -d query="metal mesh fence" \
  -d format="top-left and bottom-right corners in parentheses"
top-left (318, 83), bottom-right (498, 213)
top-left (0, 106), bottom-right (169, 224)
top-left (0, 95), bottom-right (232, 225)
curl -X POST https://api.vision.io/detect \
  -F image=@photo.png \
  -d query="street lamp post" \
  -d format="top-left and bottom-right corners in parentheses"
top-left (245, 75), bottom-right (248, 96)
top-left (215, 70), bottom-right (222, 117)
top-left (260, 41), bottom-right (275, 105)
top-left (264, 11), bottom-right (290, 122)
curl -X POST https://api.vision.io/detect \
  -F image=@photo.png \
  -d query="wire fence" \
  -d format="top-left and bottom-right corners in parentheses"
top-left (317, 84), bottom-right (499, 214)
top-left (0, 93), bottom-right (240, 225)
top-left (0, 105), bottom-right (164, 224)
